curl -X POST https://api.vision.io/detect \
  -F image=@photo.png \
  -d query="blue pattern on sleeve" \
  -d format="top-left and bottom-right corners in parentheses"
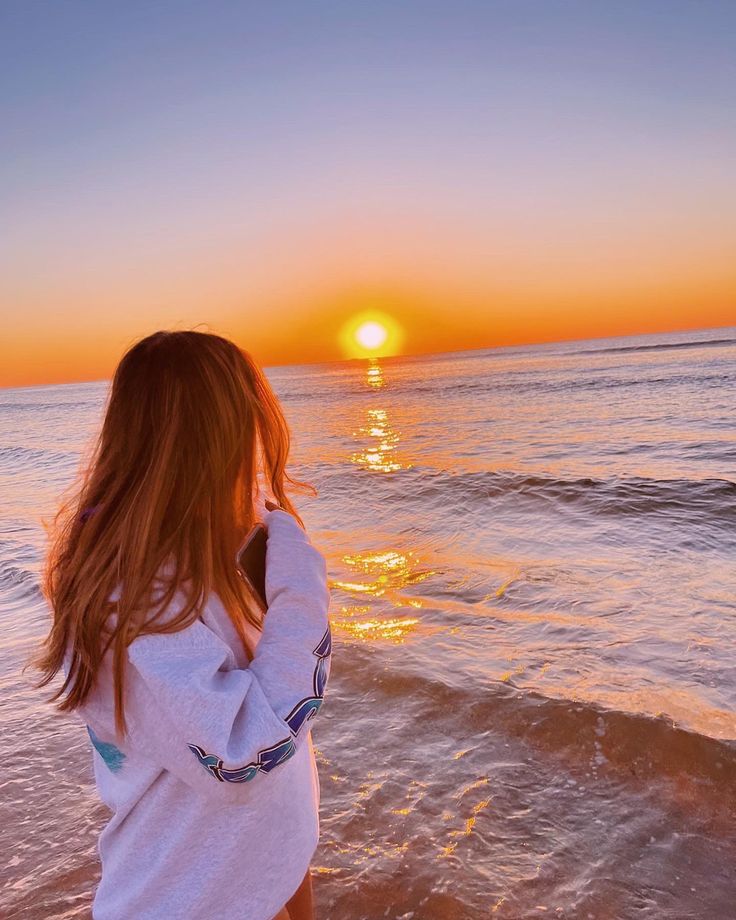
top-left (187, 626), bottom-right (331, 784)
top-left (87, 725), bottom-right (126, 773)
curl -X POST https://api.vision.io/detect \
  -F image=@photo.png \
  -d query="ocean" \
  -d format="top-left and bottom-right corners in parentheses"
top-left (1, 326), bottom-right (735, 919)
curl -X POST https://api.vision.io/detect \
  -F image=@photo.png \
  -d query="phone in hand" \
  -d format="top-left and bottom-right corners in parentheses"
top-left (236, 522), bottom-right (268, 611)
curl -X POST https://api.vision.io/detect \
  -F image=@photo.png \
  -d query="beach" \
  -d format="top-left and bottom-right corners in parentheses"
top-left (1, 326), bottom-right (735, 919)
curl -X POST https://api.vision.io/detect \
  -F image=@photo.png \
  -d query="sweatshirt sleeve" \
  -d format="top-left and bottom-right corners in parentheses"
top-left (123, 507), bottom-right (332, 804)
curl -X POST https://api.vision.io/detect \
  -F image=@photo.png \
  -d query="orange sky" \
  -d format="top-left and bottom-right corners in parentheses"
top-left (2, 3), bottom-right (734, 387)
top-left (2, 211), bottom-right (734, 387)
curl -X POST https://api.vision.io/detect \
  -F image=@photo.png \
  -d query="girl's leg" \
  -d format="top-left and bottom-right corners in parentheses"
top-left (286, 867), bottom-right (315, 920)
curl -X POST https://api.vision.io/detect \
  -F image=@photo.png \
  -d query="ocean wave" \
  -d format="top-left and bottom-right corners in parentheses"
top-left (340, 646), bottom-right (736, 794)
top-left (301, 460), bottom-right (736, 527)
top-left (574, 336), bottom-right (736, 356)
top-left (0, 562), bottom-right (42, 600)
top-left (0, 445), bottom-right (79, 471)
top-left (409, 468), bottom-right (736, 525)
top-left (0, 399), bottom-right (94, 413)
top-left (493, 370), bottom-right (733, 395)
top-left (376, 368), bottom-right (735, 399)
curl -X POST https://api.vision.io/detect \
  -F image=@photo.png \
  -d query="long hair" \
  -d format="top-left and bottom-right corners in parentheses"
top-left (35, 330), bottom-right (315, 736)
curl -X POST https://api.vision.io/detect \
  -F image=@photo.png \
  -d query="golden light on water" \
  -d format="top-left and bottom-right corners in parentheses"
top-left (334, 358), bottom-right (431, 643)
top-left (365, 361), bottom-right (383, 389)
top-left (349, 361), bottom-right (413, 472)
top-left (331, 548), bottom-right (437, 644)
top-left (339, 616), bottom-right (420, 641)
top-left (332, 549), bottom-right (434, 598)
top-left (351, 406), bottom-right (409, 472)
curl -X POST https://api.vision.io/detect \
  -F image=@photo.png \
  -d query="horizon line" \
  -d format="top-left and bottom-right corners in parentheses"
top-left (2, 320), bottom-right (735, 393)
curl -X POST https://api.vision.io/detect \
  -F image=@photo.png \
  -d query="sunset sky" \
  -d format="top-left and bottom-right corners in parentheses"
top-left (2, 1), bottom-right (735, 386)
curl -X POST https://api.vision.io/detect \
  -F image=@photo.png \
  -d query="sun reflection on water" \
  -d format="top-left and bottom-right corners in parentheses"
top-left (365, 361), bottom-right (384, 389)
top-left (337, 616), bottom-right (420, 642)
top-left (349, 359), bottom-right (412, 472)
top-left (334, 359), bottom-right (434, 642)
top-left (331, 548), bottom-right (437, 644)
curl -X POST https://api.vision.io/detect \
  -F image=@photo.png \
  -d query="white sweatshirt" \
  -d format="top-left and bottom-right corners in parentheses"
top-left (68, 504), bottom-right (332, 920)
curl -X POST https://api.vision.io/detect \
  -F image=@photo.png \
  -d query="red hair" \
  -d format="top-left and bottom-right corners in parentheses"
top-left (36, 330), bottom-right (315, 735)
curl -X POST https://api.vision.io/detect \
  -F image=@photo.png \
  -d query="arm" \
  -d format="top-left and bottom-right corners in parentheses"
top-left (124, 507), bottom-right (332, 803)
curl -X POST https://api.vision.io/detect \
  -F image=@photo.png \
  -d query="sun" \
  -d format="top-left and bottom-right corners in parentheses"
top-left (339, 310), bottom-right (404, 358)
top-left (355, 321), bottom-right (388, 350)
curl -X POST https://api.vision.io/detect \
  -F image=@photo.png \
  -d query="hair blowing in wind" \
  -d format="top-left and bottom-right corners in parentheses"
top-left (35, 330), bottom-right (315, 736)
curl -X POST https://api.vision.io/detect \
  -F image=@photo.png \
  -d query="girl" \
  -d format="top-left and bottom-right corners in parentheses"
top-left (36, 330), bottom-right (332, 920)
